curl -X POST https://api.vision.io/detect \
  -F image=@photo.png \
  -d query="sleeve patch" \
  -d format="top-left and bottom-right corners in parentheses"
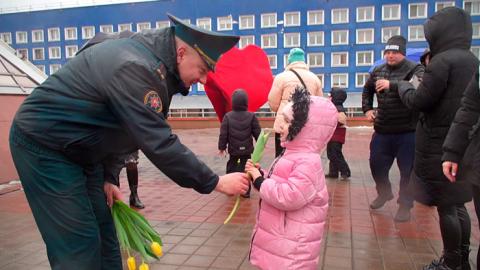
top-left (144, 90), bottom-right (163, 113)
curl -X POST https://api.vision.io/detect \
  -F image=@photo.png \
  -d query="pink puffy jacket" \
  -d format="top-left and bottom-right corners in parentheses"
top-left (250, 97), bottom-right (338, 270)
top-left (268, 61), bottom-right (323, 133)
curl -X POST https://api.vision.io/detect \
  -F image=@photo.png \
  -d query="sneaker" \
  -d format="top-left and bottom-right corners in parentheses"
top-left (325, 173), bottom-right (338, 178)
top-left (423, 256), bottom-right (458, 270)
top-left (340, 174), bottom-right (350, 181)
top-left (394, 205), bottom-right (411, 222)
top-left (370, 193), bottom-right (394, 209)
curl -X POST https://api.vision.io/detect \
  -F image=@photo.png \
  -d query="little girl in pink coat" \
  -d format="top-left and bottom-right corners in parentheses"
top-left (246, 87), bottom-right (338, 270)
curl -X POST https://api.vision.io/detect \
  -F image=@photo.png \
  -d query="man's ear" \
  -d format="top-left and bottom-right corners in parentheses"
top-left (176, 46), bottom-right (186, 64)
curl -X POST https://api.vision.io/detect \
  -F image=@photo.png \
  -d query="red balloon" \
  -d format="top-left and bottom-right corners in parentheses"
top-left (204, 45), bottom-right (273, 122)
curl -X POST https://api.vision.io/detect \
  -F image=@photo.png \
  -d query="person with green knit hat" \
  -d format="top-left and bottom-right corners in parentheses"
top-left (268, 47), bottom-right (323, 156)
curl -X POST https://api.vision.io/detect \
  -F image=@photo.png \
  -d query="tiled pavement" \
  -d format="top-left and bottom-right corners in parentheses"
top-left (0, 127), bottom-right (478, 270)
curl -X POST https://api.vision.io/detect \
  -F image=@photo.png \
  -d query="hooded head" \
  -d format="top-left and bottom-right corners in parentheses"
top-left (231, 89), bottom-right (248, 111)
top-left (424, 7), bottom-right (472, 56)
top-left (329, 87), bottom-right (347, 112)
top-left (287, 48), bottom-right (306, 65)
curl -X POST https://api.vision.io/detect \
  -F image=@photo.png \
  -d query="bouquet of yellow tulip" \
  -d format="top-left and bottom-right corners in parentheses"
top-left (223, 129), bottom-right (271, 224)
top-left (112, 200), bottom-right (163, 270)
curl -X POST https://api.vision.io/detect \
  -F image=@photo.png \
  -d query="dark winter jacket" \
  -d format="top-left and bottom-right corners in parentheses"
top-left (330, 87), bottom-right (347, 144)
top-left (442, 71), bottom-right (480, 187)
top-left (398, 7), bottom-right (478, 206)
top-left (13, 27), bottom-right (219, 193)
top-left (218, 90), bottom-right (261, 156)
top-left (362, 58), bottom-right (424, 134)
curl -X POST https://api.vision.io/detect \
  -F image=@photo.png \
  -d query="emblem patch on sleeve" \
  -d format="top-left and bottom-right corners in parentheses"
top-left (144, 90), bottom-right (163, 113)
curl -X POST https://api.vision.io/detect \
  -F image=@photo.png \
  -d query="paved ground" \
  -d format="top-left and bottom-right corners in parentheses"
top-left (0, 127), bottom-right (478, 270)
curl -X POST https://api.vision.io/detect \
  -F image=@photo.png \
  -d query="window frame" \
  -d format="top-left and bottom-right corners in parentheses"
top-left (267, 54), bottom-right (278, 69)
top-left (356, 28), bottom-right (374, 44)
top-left (49, 64), bottom-right (61, 75)
top-left (331, 73), bottom-right (349, 88)
top-left (284, 11), bottom-right (301, 27)
top-left (307, 52), bottom-right (324, 67)
top-left (136, 22), bottom-right (151, 32)
top-left (408, 3), bottom-right (428, 19)
top-left (261, 13), bottom-right (277, 28)
top-left (356, 6), bottom-right (375, 22)
top-left (331, 30), bottom-right (349, 45)
top-left (217, 16), bottom-right (233, 31)
top-left (381, 26), bottom-right (401, 43)
top-left (48, 46), bottom-right (61, 59)
top-left (156, 21), bottom-right (170, 29)
top-left (238, 35), bottom-right (255, 48)
top-left (435, 1), bottom-right (455, 11)
top-left (32, 29), bottom-right (44, 43)
top-left (331, 52), bottom-right (349, 67)
top-left (65, 45), bottom-right (78, 58)
top-left (408, 25), bottom-right (426, 41)
top-left (16, 48), bottom-right (28, 60)
top-left (0, 32), bottom-right (12, 44)
top-left (355, 72), bottom-right (370, 88)
top-left (356, 50), bottom-right (374, 66)
top-left (261, 33), bottom-right (277, 48)
top-left (48, 27), bottom-right (60, 42)
top-left (81, 26), bottom-right (95, 40)
top-left (118, 23), bottom-right (132, 32)
top-left (64, 27), bottom-right (78, 41)
top-left (100, 25), bottom-right (114, 33)
top-left (283, 32), bottom-right (300, 48)
top-left (464, 1), bottom-right (480, 15)
top-left (196, 18), bottom-right (212, 31)
top-left (32, 47), bottom-right (45, 61)
top-left (16, 31), bottom-right (28, 44)
top-left (382, 4), bottom-right (402, 21)
top-left (331, 8), bottom-right (349, 24)
top-left (307, 10), bottom-right (324, 25)
top-left (307, 31), bottom-right (324, 46)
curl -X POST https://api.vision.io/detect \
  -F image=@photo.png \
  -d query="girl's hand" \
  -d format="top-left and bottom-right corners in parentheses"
top-left (245, 159), bottom-right (261, 180)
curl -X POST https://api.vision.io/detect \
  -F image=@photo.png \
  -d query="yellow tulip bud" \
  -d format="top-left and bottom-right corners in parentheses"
top-left (127, 257), bottom-right (136, 270)
top-left (139, 263), bottom-right (149, 270)
top-left (151, 241), bottom-right (163, 257)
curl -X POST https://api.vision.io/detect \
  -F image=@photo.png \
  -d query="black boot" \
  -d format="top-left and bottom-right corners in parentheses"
top-left (127, 164), bottom-right (145, 209)
top-left (461, 245), bottom-right (471, 270)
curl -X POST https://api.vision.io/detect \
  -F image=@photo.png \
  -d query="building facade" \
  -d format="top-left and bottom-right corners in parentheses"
top-left (1, 0), bottom-right (479, 95)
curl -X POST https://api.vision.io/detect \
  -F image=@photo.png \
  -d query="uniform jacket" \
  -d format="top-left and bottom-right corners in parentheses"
top-left (362, 58), bottom-right (424, 134)
top-left (268, 61), bottom-right (323, 133)
top-left (218, 90), bottom-right (261, 156)
top-left (398, 7), bottom-right (479, 206)
top-left (442, 71), bottom-right (480, 187)
top-left (250, 97), bottom-right (337, 270)
top-left (13, 27), bottom-right (219, 193)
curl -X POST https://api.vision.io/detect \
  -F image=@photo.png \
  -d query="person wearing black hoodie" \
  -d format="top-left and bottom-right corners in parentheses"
top-left (325, 87), bottom-right (351, 180)
top-left (398, 7), bottom-right (479, 270)
top-left (218, 89), bottom-right (261, 197)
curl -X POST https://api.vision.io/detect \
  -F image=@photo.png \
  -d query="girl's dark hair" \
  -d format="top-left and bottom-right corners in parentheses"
top-left (287, 87), bottom-right (311, 141)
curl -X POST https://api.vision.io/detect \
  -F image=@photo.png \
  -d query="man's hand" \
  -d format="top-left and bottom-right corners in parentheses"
top-left (104, 182), bottom-right (123, 208)
top-left (215, 173), bottom-right (249, 195)
top-left (218, 150), bottom-right (226, 157)
top-left (375, 79), bottom-right (390, 92)
top-left (365, 110), bottom-right (376, 122)
top-left (442, 161), bottom-right (458, 183)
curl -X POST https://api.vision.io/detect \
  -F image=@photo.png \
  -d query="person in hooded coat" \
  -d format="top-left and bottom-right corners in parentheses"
top-left (398, 7), bottom-right (479, 270)
top-left (218, 89), bottom-right (261, 197)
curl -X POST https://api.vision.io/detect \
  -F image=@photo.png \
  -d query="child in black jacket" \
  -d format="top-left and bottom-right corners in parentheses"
top-left (218, 89), bottom-right (261, 197)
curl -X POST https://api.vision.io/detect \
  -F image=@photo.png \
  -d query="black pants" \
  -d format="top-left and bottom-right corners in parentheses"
top-left (326, 142), bottom-right (350, 177)
top-left (473, 185), bottom-right (480, 268)
top-left (227, 155), bottom-right (251, 195)
top-left (274, 133), bottom-right (284, 157)
top-left (437, 204), bottom-right (471, 268)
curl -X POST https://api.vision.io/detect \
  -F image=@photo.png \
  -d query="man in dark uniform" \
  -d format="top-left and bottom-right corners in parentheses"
top-left (362, 35), bottom-right (424, 222)
top-left (9, 13), bottom-right (249, 270)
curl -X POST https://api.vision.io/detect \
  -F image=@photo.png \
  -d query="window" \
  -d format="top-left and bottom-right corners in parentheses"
top-left (436, 1), bottom-right (455, 11)
top-left (307, 31), bottom-right (324, 46)
top-left (197, 83), bottom-right (205, 92)
top-left (50, 64), bottom-right (61, 74)
top-left (332, 8), bottom-right (349, 24)
top-left (284, 11), bottom-right (300, 27)
top-left (66, 45), bottom-right (78, 58)
top-left (48, 28), bottom-right (60, 41)
top-left (471, 46), bottom-right (480, 59)
top-left (473, 23), bottom-right (480, 38)
top-left (409, 3), bottom-right (428, 19)
top-left (261, 13), bottom-right (277, 28)
top-left (137, 22), bottom-right (151, 32)
top-left (408, 25), bottom-right (425, 41)
top-left (16, 31), bottom-right (27, 44)
top-left (382, 4), bottom-right (401, 20)
top-left (239, 35), bottom-right (255, 48)
top-left (261, 34), bottom-right (277, 48)
top-left (357, 6), bottom-right (374, 22)
top-left (33, 48), bottom-right (45, 60)
top-left (331, 52), bottom-right (349, 67)
top-left (217, 16), bottom-right (233, 31)
top-left (239, 15), bottom-right (255, 30)
top-left (381, 26), bottom-right (401, 43)
top-left (118, 23), bottom-right (132, 32)
top-left (316, 74), bottom-right (324, 86)
top-left (267, 55), bottom-right (277, 69)
top-left (307, 10), bottom-right (324, 25)
top-left (36, 65), bottom-right (45, 73)
top-left (356, 28), bottom-right (374, 44)
top-left (0, 32), bottom-right (12, 44)
top-left (465, 1), bottom-right (480, 15)
top-left (284, 32), bottom-right (300, 47)
top-left (283, 54), bottom-right (289, 68)
top-left (64, 27), bottom-right (77, 40)
top-left (356, 73), bottom-right (370, 87)
top-left (17, 48), bottom-right (28, 60)
top-left (331, 30), bottom-right (349, 45)
top-left (331, 73), bottom-right (348, 88)
top-left (156, 21), bottom-right (170, 29)
top-left (82, 26), bottom-right (95, 39)
top-left (196, 18), bottom-right (211, 31)
top-left (307, 53), bottom-right (324, 67)
top-left (356, 51), bottom-right (374, 66)
top-left (100, 25), bottom-right (113, 33)
top-left (32, 30), bottom-right (44, 42)
top-left (181, 19), bottom-right (191, 24)
top-left (49, 47), bottom-right (61, 59)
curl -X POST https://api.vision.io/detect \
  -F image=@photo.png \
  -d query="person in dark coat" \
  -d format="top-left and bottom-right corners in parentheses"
top-left (325, 87), bottom-right (351, 180)
top-left (362, 35), bottom-right (424, 222)
top-left (218, 89), bottom-right (261, 197)
top-left (442, 70), bottom-right (480, 269)
top-left (397, 7), bottom-right (479, 270)
top-left (9, 13), bottom-right (250, 270)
